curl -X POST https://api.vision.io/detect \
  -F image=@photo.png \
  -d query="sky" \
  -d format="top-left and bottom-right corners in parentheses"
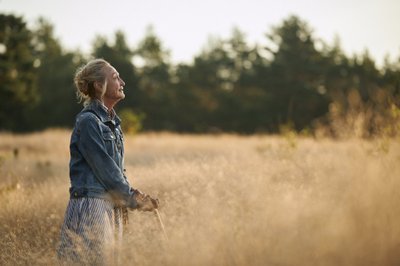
top-left (1, 0), bottom-right (400, 66)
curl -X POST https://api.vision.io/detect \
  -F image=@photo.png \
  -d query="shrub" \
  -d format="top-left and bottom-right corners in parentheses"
top-left (119, 108), bottom-right (145, 135)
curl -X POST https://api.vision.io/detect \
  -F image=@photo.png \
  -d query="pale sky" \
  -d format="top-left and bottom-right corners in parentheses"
top-left (1, 0), bottom-right (400, 66)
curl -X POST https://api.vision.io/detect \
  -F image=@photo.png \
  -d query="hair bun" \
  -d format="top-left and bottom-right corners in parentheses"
top-left (74, 68), bottom-right (88, 95)
top-left (79, 79), bottom-right (89, 95)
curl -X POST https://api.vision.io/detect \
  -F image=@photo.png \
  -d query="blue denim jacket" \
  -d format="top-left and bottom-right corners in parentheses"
top-left (69, 100), bottom-right (137, 209)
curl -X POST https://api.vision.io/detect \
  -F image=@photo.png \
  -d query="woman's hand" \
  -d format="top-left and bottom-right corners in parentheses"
top-left (134, 190), bottom-right (159, 211)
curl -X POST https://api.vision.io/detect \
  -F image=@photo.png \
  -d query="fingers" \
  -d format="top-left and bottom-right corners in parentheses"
top-left (145, 195), bottom-right (159, 210)
top-left (150, 197), bottom-right (159, 209)
top-left (135, 193), bottom-right (159, 212)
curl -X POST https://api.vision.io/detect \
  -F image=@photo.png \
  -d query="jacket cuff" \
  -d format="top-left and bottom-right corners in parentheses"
top-left (127, 188), bottom-right (138, 209)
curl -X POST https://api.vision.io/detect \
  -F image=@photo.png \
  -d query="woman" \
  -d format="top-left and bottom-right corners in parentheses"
top-left (57, 58), bottom-right (158, 265)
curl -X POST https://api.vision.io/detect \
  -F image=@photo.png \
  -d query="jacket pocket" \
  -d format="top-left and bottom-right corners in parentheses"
top-left (115, 127), bottom-right (124, 153)
top-left (102, 129), bottom-right (116, 157)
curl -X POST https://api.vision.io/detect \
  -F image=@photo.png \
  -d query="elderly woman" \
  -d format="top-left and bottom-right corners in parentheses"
top-left (57, 58), bottom-right (158, 265)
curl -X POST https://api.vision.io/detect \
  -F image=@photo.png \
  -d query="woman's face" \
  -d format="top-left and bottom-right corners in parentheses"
top-left (103, 65), bottom-right (126, 104)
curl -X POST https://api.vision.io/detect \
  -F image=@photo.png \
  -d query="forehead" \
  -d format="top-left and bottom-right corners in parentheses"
top-left (104, 65), bottom-right (118, 75)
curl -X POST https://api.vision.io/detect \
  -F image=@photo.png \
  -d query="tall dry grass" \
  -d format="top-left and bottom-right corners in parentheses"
top-left (0, 130), bottom-right (399, 265)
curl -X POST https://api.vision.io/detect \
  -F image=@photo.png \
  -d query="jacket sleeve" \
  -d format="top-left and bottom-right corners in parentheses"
top-left (77, 113), bottom-right (137, 209)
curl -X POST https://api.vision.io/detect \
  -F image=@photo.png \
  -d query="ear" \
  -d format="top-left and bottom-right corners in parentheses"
top-left (94, 81), bottom-right (103, 90)
top-left (93, 81), bottom-right (107, 98)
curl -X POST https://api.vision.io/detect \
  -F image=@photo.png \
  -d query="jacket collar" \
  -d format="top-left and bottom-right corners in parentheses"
top-left (84, 100), bottom-right (121, 126)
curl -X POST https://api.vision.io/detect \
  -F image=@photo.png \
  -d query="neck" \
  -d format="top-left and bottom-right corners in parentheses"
top-left (102, 98), bottom-right (118, 110)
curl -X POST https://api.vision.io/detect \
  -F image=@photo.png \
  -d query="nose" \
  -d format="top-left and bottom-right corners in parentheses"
top-left (120, 77), bottom-right (125, 87)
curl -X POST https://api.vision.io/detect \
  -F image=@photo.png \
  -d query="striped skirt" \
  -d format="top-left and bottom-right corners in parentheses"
top-left (57, 198), bottom-right (125, 265)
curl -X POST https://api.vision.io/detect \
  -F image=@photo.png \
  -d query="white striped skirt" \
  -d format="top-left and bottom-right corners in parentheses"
top-left (57, 197), bottom-right (124, 265)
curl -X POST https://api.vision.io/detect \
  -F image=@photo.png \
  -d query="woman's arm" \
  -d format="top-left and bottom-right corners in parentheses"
top-left (77, 113), bottom-right (138, 208)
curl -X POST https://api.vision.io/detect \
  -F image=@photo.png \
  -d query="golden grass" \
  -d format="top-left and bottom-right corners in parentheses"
top-left (1, 130), bottom-right (400, 265)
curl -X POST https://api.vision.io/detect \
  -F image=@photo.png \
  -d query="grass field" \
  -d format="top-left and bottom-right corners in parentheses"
top-left (0, 130), bottom-right (399, 265)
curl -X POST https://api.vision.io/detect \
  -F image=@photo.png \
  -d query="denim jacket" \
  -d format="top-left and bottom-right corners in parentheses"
top-left (69, 100), bottom-right (137, 209)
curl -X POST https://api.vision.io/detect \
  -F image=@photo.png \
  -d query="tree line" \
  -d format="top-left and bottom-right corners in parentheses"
top-left (1, 13), bottom-right (399, 135)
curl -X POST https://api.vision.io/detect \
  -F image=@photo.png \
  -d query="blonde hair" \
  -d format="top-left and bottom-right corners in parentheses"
top-left (74, 58), bottom-right (110, 106)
